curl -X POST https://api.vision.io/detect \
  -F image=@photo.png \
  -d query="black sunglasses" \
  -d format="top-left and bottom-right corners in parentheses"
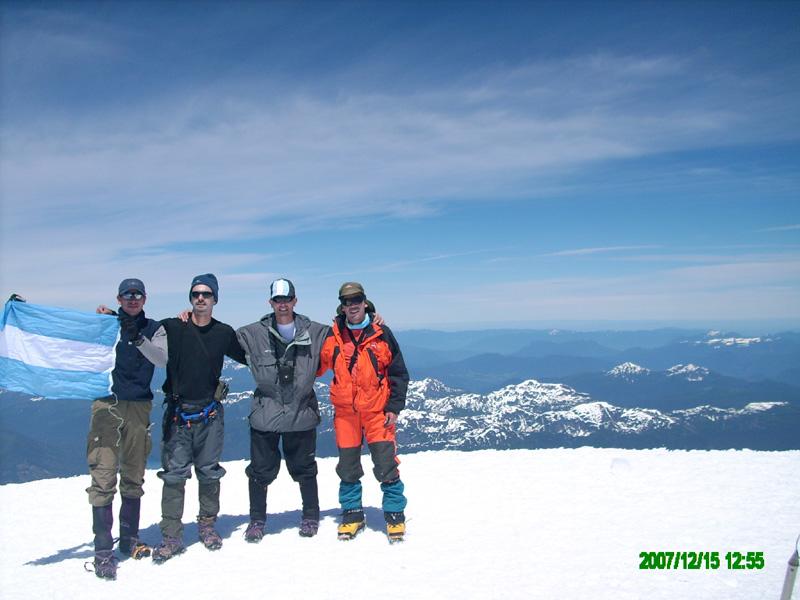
top-left (120, 292), bottom-right (144, 300)
top-left (271, 296), bottom-right (294, 304)
top-left (191, 291), bottom-right (215, 299)
top-left (340, 294), bottom-right (366, 306)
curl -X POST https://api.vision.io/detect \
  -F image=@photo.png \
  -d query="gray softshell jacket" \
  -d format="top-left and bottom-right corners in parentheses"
top-left (236, 313), bottom-right (329, 432)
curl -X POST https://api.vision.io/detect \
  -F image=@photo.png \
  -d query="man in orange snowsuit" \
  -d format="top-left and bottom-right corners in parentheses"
top-left (317, 282), bottom-right (409, 542)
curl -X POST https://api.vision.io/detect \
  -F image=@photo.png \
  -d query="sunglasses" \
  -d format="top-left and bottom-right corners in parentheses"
top-left (340, 294), bottom-right (366, 307)
top-left (191, 291), bottom-right (215, 299)
top-left (120, 292), bottom-right (144, 300)
top-left (271, 296), bottom-right (294, 304)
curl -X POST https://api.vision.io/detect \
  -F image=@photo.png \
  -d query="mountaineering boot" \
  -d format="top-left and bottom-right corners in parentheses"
top-left (119, 537), bottom-right (151, 559)
top-left (299, 518), bottom-right (319, 538)
top-left (198, 516), bottom-right (223, 550)
top-left (299, 500), bottom-right (320, 538)
top-left (119, 496), bottom-right (150, 559)
top-left (244, 520), bottom-right (265, 543)
top-left (91, 549), bottom-right (119, 580)
top-left (89, 504), bottom-right (117, 579)
top-left (385, 511), bottom-right (406, 543)
top-left (151, 536), bottom-right (186, 564)
top-left (337, 509), bottom-right (365, 541)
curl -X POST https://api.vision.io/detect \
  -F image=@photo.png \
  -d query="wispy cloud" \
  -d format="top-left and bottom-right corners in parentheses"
top-left (542, 245), bottom-right (662, 257)
top-left (2, 9), bottom-right (121, 66)
top-left (4, 51), bottom-right (794, 251)
top-left (2, 8), bottom-right (799, 326)
top-left (615, 250), bottom-right (800, 264)
top-left (322, 249), bottom-right (495, 278)
top-left (758, 224), bottom-right (800, 232)
top-left (414, 256), bottom-right (800, 324)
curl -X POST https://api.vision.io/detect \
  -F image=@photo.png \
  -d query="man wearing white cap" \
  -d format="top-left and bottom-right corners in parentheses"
top-left (235, 278), bottom-right (330, 540)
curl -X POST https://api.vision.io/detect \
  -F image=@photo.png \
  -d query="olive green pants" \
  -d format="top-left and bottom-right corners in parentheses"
top-left (86, 398), bottom-right (152, 507)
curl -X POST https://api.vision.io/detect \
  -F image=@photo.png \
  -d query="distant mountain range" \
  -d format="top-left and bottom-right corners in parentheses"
top-left (558, 362), bottom-right (799, 411)
top-left (403, 328), bottom-right (800, 391)
top-left (392, 376), bottom-right (799, 453)
top-left (1, 327), bottom-right (798, 483)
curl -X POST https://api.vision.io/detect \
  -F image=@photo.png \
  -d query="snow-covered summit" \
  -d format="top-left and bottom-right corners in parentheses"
top-left (407, 378), bottom-right (462, 401)
top-left (699, 335), bottom-right (769, 347)
top-left (536, 402), bottom-right (675, 437)
top-left (567, 401), bottom-right (616, 428)
top-left (486, 379), bottom-right (589, 409)
top-left (223, 357), bottom-right (249, 370)
top-left (412, 378), bottom-right (588, 418)
top-left (742, 401), bottom-right (787, 413)
top-left (666, 363), bottom-right (709, 381)
top-left (606, 362), bottom-right (650, 379)
top-left (706, 336), bottom-right (765, 347)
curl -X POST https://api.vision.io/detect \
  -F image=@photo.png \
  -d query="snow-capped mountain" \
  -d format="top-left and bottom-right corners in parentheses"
top-left (207, 374), bottom-right (798, 458)
top-left (666, 363), bottom-right (709, 381)
top-left (2, 340), bottom-right (799, 483)
top-left (560, 363), bottom-right (799, 412)
top-left (406, 378), bottom-right (463, 401)
top-left (409, 328), bottom-right (800, 391)
top-left (378, 377), bottom-right (797, 452)
top-left (699, 330), bottom-right (771, 347)
top-left (606, 362), bottom-right (651, 380)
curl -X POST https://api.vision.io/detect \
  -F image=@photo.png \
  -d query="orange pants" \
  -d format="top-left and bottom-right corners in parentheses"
top-left (334, 409), bottom-right (399, 483)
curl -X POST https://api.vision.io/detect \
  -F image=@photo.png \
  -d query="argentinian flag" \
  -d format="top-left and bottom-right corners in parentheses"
top-left (0, 300), bottom-right (119, 399)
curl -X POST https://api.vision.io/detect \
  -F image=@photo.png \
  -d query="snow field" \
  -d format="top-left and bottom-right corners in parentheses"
top-left (0, 448), bottom-right (798, 599)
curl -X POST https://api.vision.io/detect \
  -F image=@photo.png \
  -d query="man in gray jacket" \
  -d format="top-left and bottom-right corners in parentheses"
top-left (236, 278), bottom-right (328, 540)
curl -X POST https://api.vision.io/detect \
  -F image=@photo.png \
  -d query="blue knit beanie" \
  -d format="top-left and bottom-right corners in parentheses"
top-left (190, 273), bottom-right (219, 302)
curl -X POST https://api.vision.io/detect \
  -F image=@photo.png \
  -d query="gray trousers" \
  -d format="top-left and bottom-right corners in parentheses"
top-left (157, 403), bottom-right (226, 537)
top-left (86, 398), bottom-right (152, 507)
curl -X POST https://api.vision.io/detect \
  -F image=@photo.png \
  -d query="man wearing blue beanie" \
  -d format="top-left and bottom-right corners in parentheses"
top-left (151, 273), bottom-right (246, 562)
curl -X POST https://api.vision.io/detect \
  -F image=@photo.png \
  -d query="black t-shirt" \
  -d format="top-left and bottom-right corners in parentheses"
top-left (161, 317), bottom-right (246, 401)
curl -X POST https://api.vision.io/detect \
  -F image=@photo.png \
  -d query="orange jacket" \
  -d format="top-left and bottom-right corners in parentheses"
top-left (317, 316), bottom-right (409, 414)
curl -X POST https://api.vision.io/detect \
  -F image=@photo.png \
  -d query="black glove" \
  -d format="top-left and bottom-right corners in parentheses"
top-left (7, 293), bottom-right (26, 303)
top-left (119, 315), bottom-right (142, 343)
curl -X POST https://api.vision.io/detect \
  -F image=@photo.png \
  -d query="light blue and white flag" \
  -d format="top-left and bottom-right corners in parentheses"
top-left (0, 300), bottom-right (119, 399)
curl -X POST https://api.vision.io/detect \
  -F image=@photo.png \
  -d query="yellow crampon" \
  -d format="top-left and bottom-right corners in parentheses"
top-left (386, 521), bottom-right (405, 543)
top-left (337, 520), bottom-right (366, 540)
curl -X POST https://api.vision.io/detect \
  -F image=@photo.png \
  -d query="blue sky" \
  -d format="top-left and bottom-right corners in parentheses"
top-left (1, 1), bottom-right (798, 331)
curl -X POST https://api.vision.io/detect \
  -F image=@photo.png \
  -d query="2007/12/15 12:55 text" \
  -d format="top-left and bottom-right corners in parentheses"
top-left (639, 551), bottom-right (765, 570)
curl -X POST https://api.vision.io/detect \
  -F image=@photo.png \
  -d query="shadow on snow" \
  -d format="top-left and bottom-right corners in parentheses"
top-left (25, 505), bottom-right (388, 566)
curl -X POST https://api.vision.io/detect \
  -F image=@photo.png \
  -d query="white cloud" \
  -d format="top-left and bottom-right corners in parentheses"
top-left (3, 51), bottom-right (792, 245)
top-left (482, 258), bottom-right (799, 318)
top-left (2, 45), bottom-right (799, 325)
top-left (758, 224), bottom-right (800, 232)
top-left (543, 246), bottom-right (662, 257)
